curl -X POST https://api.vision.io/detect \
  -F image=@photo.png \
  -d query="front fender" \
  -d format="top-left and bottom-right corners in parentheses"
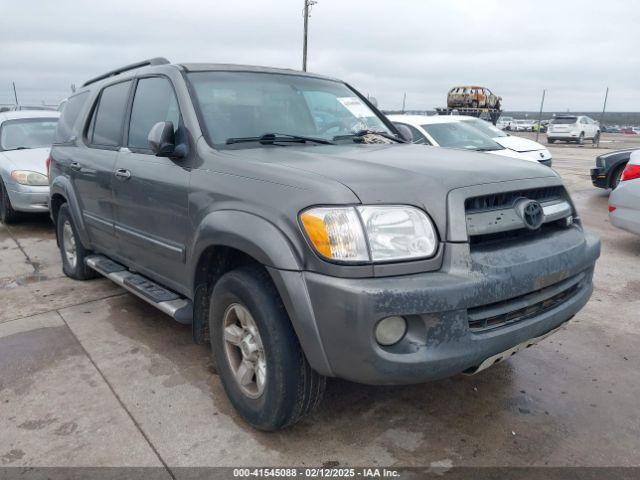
top-left (189, 210), bottom-right (303, 288)
top-left (49, 175), bottom-right (91, 248)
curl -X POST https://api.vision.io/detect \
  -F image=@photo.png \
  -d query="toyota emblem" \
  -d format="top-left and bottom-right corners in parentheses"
top-left (516, 199), bottom-right (544, 230)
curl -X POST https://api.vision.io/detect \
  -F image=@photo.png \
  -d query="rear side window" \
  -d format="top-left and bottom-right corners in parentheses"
top-left (88, 81), bottom-right (132, 147)
top-left (54, 92), bottom-right (89, 143)
top-left (127, 77), bottom-right (180, 150)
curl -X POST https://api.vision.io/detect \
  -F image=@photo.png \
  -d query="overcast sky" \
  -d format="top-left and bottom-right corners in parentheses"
top-left (1, 0), bottom-right (638, 111)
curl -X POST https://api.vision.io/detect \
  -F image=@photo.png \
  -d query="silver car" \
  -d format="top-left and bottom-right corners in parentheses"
top-left (0, 110), bottom-right (59, 223)
top-left (609, 150), bottom-right (640, 236)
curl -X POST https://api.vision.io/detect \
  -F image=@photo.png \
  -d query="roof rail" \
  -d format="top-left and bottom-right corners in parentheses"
top-left (82, 57), bottom-right (170, 87)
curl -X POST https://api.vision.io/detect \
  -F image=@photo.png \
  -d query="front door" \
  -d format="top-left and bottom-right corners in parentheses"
top-left (112, 76), bottom-right (190, 292)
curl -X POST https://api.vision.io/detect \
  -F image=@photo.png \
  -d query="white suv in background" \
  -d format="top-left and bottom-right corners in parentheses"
top-left (547, 115), bottom-right (600, 145)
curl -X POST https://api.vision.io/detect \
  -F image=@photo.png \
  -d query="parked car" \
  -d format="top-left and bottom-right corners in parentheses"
top-left (547, 115), bottom-right (600, 144)
top-left (0, 105), bottom-right (58, 112)
top-left (496, 116), bottom-right (516, 130)
top-left (0, 110), bottom-right (59, 223)
top-left (49, 58), bottom-right (600, 431)
top-left (532, 121), bottom-right (547, 133)
top-left (620, 127), bottom-right (636, 135)
top-left (514, 120), bottom-right (536, 132)
top-left (590, 148), bottom-right (637, 189)
top-left (388, 115), bottom-right (553, 166)
top-left (609, 151), bottom-right (640, 236)
top-left (447, 86), bottom-right (501, 110)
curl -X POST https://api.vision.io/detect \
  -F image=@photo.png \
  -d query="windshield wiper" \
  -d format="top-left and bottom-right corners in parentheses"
top-left (333, 129), bottom-right (406, 143)
top-left (475, 146), bottom-right (503, 152)
top-left (226, 133), bottom-right (334, 145)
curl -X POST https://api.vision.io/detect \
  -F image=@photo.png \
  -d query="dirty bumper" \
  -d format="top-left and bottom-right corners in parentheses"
top-left (275, 227), bottom-right (600, 385)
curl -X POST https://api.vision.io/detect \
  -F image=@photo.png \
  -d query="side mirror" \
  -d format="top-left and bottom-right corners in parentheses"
top-left (148, 121), bottom-right (186, 158)
top-left (394, 123), bottom-right (413, 143)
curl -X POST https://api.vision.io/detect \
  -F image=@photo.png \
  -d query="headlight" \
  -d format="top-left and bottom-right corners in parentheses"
top-left (11, 170), bottom-right (48, 186)
top-left (300, 205), bottom-right (438, 263)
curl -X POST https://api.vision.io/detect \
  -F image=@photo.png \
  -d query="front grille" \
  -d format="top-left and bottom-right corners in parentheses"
top-left (467, 274), bottom-right (584, 331)
top-left (465, 186), bottom-right (565, 213)
top-left (469, 220), bottom-right (568, 246)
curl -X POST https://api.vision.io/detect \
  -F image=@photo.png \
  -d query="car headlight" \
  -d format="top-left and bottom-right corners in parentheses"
top-left (11, 170), bottom-right (48, 186)
top-left (300, 205), bottom-right (438, 263)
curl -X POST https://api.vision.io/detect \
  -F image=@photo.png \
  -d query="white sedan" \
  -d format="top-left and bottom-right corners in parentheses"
top-left (609, 150), bottom-right (640, 236)
top-left (388, 114), bottom-right (553, 166)
top-left (0, 110), bottom-right (59, 223)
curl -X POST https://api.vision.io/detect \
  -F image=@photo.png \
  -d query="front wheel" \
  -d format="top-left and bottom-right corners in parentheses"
top-left (547, 138), bottom-right (555, 144)
top-left (56, 204), bottom-right (98, 280)
top-left (592, 132), bottom-right (600, 145)
top-left (0, 180), bottom-right (18, 224)
top-left (577, 133), bottom-right (585, 145)
top-left (210, 266), bottom-right (325, 431)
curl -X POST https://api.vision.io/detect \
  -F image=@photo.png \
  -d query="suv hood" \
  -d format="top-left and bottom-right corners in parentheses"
top-left (0, 147), bottom-right (50, 175)
top-left (237, 143), bottom-right (557, 237)
top-left (494, 135), bottom-right (546, 153)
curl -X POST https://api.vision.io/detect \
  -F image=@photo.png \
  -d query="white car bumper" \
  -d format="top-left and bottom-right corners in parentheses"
top-left (609, 180), bottom-right (640, 236)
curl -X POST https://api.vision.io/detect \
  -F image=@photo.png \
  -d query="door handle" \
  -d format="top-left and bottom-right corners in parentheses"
top-left (69, 162), bottom-right (81, 171)
top-left (115, 169), bottom-right (131, 180)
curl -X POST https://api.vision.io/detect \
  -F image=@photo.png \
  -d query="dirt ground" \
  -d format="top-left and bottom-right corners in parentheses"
top-left (1, 133), bottom-right (639, 472)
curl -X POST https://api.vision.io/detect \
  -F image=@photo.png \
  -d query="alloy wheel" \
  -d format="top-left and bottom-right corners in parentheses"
top-left (222, 303), bottom-right (267, 399)
top-left (62, 220), bottom-right (77, 269)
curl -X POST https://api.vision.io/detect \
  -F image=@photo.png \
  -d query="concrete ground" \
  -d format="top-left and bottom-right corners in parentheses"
top-left (1, 133), bottom-right (639, 470)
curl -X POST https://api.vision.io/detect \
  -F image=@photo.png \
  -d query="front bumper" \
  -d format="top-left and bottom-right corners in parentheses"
top-left (6, 183), bottom-right (49, 212)
top-left (272, 227), bottom-right (600, 385)
top-left (590, 167), bottom-right (609, 188)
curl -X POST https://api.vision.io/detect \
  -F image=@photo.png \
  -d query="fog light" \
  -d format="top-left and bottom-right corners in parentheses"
top-left (375, 316), bottom-right (407, 346)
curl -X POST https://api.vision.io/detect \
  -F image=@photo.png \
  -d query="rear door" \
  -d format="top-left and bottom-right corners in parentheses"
top-left (112, 75), bottom-right (191, 292)
top-left (73, 80), bottom-right (132, 251)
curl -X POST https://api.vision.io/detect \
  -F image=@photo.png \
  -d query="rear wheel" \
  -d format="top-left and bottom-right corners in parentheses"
top-left (547, 138), bottom-right (555, 144)
top-left (56, 204), bottom-right (98, 280)
top-left (611, 164), bottom-right (626, 189)
top-left (210, 265), bottom-right (325, 431)
top-left (0, 180), bottom-right (18, 224)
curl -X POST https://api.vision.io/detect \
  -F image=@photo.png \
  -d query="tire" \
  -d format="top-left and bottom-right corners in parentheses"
top-left (0, 180), bottom-right (19, 224)
top-left (547, 138), bottom-right (555, 144)
top-left (592, 131), bottom-right (600, 145)
top-left (56, 203), bottom-right (98, 280)
top-left (209, 265), bottom-right (325, 431)
top-left (611, 164), bottom-right (626, 190)
top-left (577, 133), bottom-right (584, 145)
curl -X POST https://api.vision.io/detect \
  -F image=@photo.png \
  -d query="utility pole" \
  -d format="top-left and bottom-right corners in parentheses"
top-left (302, 0), bottom-right (317, 71)
top-left (597, 87), bottom-right (608, 148)
top-left (401, 92), bottom-right (406, 113)
top-left (12, 82), bottom-right (19, 106)
top-left (535, 89), bottom-right (546, 143)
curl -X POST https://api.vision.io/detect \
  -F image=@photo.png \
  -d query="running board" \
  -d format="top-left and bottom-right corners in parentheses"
top-left (85, 255), bottom-right (193, 324)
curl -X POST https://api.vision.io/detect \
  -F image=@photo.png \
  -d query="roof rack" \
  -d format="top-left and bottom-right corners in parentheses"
top-left (82, 57), bottom-right (170, 87)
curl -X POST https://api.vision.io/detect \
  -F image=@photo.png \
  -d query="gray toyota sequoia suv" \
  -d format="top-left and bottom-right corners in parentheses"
top-left (49, 58), bottom-right (600, 430)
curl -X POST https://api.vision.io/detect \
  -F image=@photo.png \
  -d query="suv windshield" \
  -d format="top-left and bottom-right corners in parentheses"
top-left (552, 117), bottom-right (578, 124)
top-left (0, 118), bottom-right (58, 151)
top-left (422, 122), bottom-right (504, 151)
top-left (462, 118), bottom-right (507, 138)
top-left (188, 71), bottom-right (393, 146)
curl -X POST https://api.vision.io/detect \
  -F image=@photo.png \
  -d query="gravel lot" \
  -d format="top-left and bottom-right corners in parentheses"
top-left (1, 133), bottom-right (639, 471)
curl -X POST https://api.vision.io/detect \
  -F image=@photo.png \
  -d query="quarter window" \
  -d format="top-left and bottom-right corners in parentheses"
top-left (88, 81), bottom-right (132, 147)
top-left (128, 77), bottom-right (180, 150)
top-left (55, 92), bottom-right (89, 143)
